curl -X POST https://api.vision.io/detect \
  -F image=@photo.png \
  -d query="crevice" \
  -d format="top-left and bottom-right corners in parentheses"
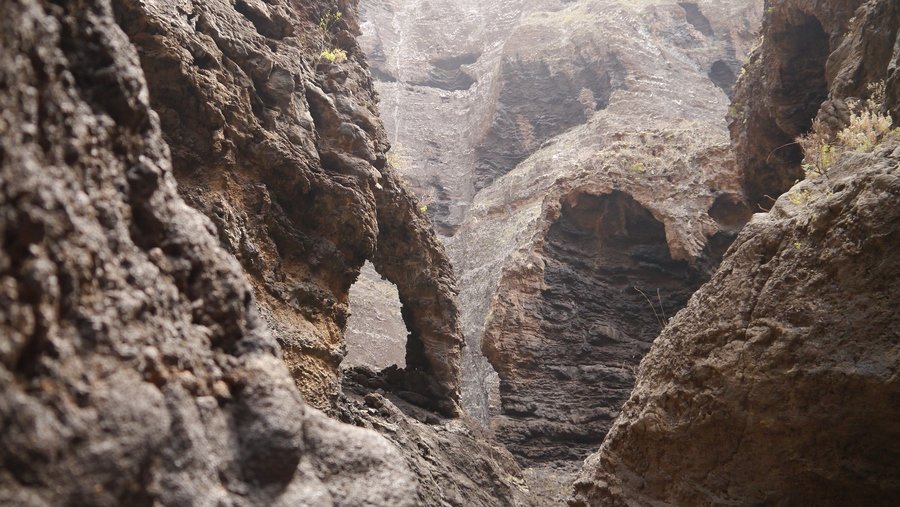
top-left (709, 60), bottom-right (738, 98)
top-left (679, 3), bottom-right (715, 37)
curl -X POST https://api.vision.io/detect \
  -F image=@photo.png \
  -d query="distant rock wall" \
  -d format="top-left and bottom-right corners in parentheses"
top-left (573, 0), bottom-right (900, 504)
top-left (460, 0), bottom-right (762, 469)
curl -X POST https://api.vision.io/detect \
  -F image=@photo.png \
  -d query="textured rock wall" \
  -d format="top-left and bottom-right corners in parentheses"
top-left (573, 0), bottom-right (900, 504)
top-left (356, 0), bottom-right (762, 436)
top-left (459, 0), bottom-right (762, 473)
top-left (112, 0), bottom-right (464, 414)
top-left (0, 1), bottom-right (416, 504)
top-left (0, 0), bottom-right (532, 505)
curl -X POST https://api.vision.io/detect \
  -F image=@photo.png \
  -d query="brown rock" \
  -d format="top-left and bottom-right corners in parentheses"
top-left (573, 1), bottom-right (900, 503)
top-left (0, 1), bottom-right (415, 504)
top-left (112, 0), bottom-right (464, 414)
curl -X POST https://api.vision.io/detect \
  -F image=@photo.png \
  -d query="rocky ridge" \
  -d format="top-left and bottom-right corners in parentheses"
top-left (112, 0), bottom-right (466, 416)
top-left (572, 0), bottom-right (900, 504)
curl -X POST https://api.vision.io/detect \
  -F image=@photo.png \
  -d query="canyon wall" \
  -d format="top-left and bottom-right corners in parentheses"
top-left (0, 0), bottom-right (530, 505)
top-left (463, 1), bottom-right (762, 472)
top-left (112, 0), bottom-right (464, 416)
top-left (0, 1), bottom-right (414, 504)
top-left (572, 0), bottom-right (900, 504)
top-left (354, 1), bottom-right (762, 502)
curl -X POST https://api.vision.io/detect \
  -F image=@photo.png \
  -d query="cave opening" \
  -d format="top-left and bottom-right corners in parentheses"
top-left (773, 15), bottom-right (830, 137)
top-left (491, 190), bottom-right (713, 465)
top-left (344, 262), bottom-right (408, 370)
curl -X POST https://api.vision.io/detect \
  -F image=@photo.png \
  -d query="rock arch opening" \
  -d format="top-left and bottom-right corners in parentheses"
top-left (485, 190), bottom-right (713, 465)
top-left (344, 262), bottom-right (408, 370)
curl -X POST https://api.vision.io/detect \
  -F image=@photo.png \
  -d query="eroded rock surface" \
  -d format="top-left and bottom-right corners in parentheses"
top-left (458, 0), bottom-right (760, 482)
top-left (573, 1), bottom-right (900, 504)
top-left (0, 2), bottom-right (415, 504)
top-left (0, 0), bottom-right (531, 505)
top-left (358, 1), bottom-right (761, 441)
top-left (354, 2), bottom-right (761, 502)
top-left (113, 0), bottom-right (464, 414)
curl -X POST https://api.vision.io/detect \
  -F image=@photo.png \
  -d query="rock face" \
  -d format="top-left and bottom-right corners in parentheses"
top-left (113, 0), bottom-right (465, 414)
top-left (0, 1), bottom-right (531, 505)
top-left (463, 0), bottom-right (760, 470)
top-left (572, 1), bottom-right (900, 505)
top-left (730, 0), bottom-right (900, 209)
top-left (0, 1), bottom-right (415, 504)
top-left (358, 0), bottom-right (762, 443)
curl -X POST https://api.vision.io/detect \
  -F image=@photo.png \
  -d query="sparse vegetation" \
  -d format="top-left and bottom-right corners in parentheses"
top-left (787, 187), bottom-right (812, 206)
top-left (386, 145), bottom-right (408, 169)
top-left (318, 10), bottom-right (343, 32)
top-left (320, 48), bottom-right (348, 63)
top-left (797, 81), bottom-right (897, 179)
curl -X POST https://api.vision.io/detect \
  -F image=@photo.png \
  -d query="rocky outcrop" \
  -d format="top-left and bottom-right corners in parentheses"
top-left (571, 136), bottom-right (900, 507)
top-left (109, 0), bottom-right (465, 415)
top-left (729, 0), bottom-right (900, 209)
top-left (573, 1), bottom-right (900, 504)
top-left (339, 369), bottom-right (534, 507)
top-left (0, 2), bottom-right (415, 504)
top-left (0, 0), bottom-right (532, 505)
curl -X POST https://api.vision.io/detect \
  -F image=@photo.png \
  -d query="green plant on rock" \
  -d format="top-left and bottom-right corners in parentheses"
top-left (836, 83), bottom-right (896, 152)
top-left (319, 10), bottom-right (343, 32)
top-left (320, 48), bottom-right (348, 63)
top-left (788, 187), bottom-right (812, 206)
top-left (386, 145), bottom-right (408, 169)
top-left (797, 81), bottom-right (897, 179)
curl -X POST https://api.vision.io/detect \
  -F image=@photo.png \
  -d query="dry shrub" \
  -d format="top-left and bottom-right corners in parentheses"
top-left (798, 81), bottom-right (897, 179)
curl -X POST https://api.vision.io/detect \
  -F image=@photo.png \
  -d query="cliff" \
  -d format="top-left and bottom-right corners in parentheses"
top-left (572, 0), bottom-right (900, 504)
top-left (351, 2), bottom-right (763, 503)
top-left (0, 0), bottom-right (529, 505)
top-left (0, 1), bottom-right (414, 504)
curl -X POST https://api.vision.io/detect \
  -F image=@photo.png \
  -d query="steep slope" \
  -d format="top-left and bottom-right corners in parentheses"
top-left (0, 1), bottom-right (531, 505)
top-left (572, 1), bottom-right (900, 504)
